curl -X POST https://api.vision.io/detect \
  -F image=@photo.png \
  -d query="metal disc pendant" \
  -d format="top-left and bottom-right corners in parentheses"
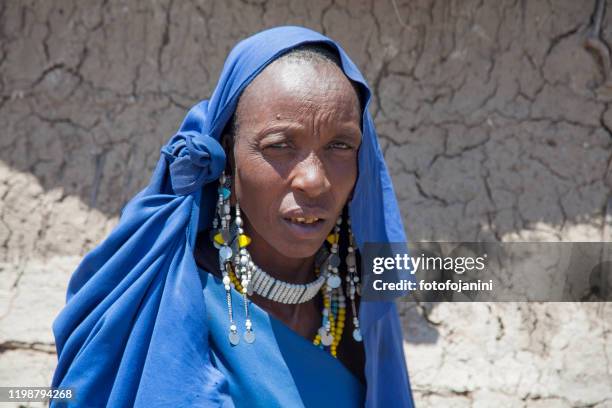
top-left (327, 274), bottom-right (341, 289)
top-left (229, 330), bottom-right (240, 345)
top-left (219, 246), bottom-right (233, 260)
top-left (320, 331), bottom-right (334, 346)
top-left (328, 254), bottom-right (340, 268)
top-left (244, 330), bottom-right (255, 343)
top-left (352, 328), bottom-right (362, 342)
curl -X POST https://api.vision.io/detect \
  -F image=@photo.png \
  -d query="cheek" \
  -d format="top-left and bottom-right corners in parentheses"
top-left (326, 153), bottom-right (359, 200)
top-left (234, 150), bottom-right (284, 217)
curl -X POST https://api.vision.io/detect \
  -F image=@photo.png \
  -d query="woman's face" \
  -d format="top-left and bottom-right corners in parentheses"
top-left (230, 57), bottom-right (362, 259)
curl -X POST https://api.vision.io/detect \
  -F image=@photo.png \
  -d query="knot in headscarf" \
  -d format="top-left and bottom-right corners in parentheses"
top-left (161, 130), bottom-right (226, 196)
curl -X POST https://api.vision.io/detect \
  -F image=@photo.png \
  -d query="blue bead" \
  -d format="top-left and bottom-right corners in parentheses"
top-left (218, 187), bottom-right (230, 199)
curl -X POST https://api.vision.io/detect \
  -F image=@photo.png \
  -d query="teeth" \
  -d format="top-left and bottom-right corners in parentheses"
top-left (291, 217), bottom-right (319, 224)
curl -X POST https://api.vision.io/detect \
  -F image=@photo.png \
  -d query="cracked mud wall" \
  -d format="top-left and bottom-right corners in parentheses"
top-left (0, 0), bottom-right (611, 407)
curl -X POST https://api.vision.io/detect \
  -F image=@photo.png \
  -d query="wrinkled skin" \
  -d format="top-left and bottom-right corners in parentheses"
top-left (229, 58), bottom-right (362, 281)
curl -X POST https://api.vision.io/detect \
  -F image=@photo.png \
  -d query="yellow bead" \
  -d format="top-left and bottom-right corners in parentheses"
top-left (214, 233), bottom-right (225, 245)
top-left (326, 234), bottom-right (339, 245)
top-left (238, 234), bottom-right (251, 247)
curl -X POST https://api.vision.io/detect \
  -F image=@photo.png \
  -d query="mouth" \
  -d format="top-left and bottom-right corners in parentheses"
top-left (281, 215), bottom-right (327, 239)
top-left (288, 216), bottom-right (323, 224)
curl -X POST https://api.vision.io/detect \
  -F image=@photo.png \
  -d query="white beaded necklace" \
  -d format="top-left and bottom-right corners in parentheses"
top-left (245, 249), bottom-right (331, 304)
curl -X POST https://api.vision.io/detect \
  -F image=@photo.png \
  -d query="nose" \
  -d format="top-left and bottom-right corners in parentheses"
top-left (290, 152), bottom-right (330, 198)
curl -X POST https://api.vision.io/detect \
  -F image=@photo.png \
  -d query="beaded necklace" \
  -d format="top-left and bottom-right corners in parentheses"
top-left (228, 260), bottom-right (348, 358)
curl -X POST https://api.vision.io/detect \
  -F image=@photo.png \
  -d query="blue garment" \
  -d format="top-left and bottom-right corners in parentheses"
top-left (200, 267), bottom-right (365, 407)
top-left (51, 26), bottom-right (415, 407)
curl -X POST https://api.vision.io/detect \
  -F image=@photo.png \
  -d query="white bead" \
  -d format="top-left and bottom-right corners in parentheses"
top-left (223, 276), bottom-right (230, 285)
top-left (230, 324), bottom-right (237, 331)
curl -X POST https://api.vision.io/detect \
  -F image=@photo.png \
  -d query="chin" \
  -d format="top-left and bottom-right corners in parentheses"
top-left (276, 240), bottom-right (325, 259)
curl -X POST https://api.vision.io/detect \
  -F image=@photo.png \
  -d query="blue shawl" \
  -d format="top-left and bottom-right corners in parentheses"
top-left (52, 26), bottom-right (415, 407)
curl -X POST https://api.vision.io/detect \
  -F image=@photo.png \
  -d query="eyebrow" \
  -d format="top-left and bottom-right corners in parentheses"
top-left (256, 122), bottom-right (362, 143)
top-left (255, 123), bottom-right (305, 139)
top-left (334, 124), bottom-right (362, 143)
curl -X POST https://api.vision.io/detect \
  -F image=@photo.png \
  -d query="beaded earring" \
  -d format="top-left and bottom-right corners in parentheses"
top-left (233, 202), bottom-right (255, 343)
top-left (346, 218), bottom-right (362, 342)
top-left (313, 212), bottom-right (362, 357)
top-left (212, 171), bottom-right (241, 345)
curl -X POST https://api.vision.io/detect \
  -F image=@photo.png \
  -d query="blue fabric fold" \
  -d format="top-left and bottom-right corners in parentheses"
top-left (52, 26), bottom-right (415, 407)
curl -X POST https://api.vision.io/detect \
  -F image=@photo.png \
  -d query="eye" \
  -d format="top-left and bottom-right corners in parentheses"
top-left (328, 141), bottom-right (353, 150)
top-left (266, 142), bottom-right (290, 149)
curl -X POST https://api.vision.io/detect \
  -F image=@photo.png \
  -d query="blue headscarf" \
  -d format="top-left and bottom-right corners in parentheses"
top-left (52, 26), bottom-right (414, 407)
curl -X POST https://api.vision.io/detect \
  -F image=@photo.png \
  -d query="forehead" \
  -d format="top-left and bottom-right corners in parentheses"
top-left (235, 58), bottom-right (361, 123)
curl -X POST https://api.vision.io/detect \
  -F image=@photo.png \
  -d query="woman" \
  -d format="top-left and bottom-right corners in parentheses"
top-left (51, 26), bottom-right (415, 407)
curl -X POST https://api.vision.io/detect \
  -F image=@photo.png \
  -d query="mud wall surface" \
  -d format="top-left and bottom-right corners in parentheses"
top-left (0, 1), bottom-right (611, 407)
